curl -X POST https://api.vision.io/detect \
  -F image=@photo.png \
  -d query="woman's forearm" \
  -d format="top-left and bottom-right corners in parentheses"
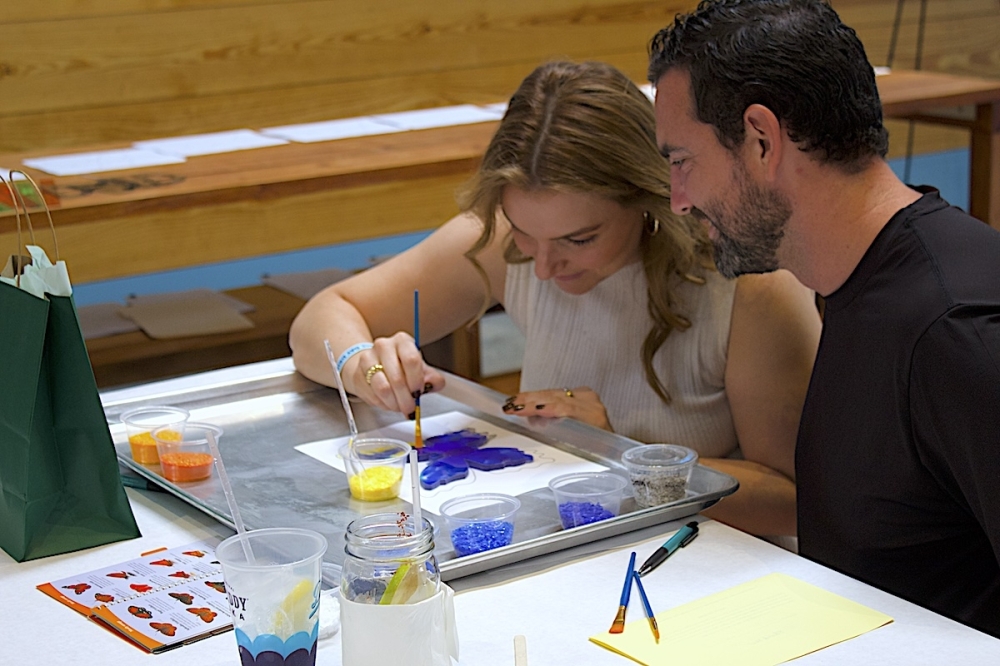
top-left (697, 457), bottom-right (797, 537)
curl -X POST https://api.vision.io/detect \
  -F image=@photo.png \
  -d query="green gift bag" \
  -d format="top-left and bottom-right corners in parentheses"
top-left (0, 174), bottom-right (140, 562)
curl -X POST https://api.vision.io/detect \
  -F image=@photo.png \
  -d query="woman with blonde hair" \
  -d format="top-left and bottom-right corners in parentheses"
top-left (289, 60), bottom-right (820, 538)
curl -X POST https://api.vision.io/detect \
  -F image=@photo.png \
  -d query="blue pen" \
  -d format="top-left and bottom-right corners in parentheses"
top-left (632, 570), bottom-right (660, 643)
top-left (608, 551), bottom-right (636, 633)
top-left (636, 521), bottom-right (699, 577)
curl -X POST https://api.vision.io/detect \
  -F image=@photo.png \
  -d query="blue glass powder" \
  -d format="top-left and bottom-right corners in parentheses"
top-left (450, 520), bottom-right (514, 556)
top-left (558, 501), bottom-right (615, 528)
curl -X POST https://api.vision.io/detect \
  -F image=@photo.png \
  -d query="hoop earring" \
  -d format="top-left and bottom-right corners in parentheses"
top-left (643, 211), bottom-right (661, 236)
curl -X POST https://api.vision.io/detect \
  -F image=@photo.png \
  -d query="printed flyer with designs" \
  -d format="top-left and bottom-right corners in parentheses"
top-left (37, 540), bottom-right (231, 653)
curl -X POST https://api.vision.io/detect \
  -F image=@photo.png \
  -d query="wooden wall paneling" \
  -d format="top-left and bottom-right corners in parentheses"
top-left (0, 1), bottom-right (689, 116)
top-left (0, 50), bottom-right (655, 153)
top-left (833, 0), bottom-right (1000, 77)
top-left (834, 0), bottom-right (1000, 159)
top-left (0, 0), bottom-right (307, 24)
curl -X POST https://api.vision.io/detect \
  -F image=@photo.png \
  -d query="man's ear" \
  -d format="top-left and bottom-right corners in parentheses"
top-left (744, 104), bottom-right (783, 180)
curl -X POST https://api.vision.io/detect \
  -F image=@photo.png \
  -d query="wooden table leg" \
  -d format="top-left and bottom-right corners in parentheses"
top-left (970, 101), bottom-right (1000, 230)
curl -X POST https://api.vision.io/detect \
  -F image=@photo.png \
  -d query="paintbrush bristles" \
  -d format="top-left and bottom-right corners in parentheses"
top-left (609, 605), bottom-right (627, 634)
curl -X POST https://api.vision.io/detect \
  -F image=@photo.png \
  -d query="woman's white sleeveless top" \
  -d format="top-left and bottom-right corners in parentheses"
top-left (504, 261), bottom-right (739, 458)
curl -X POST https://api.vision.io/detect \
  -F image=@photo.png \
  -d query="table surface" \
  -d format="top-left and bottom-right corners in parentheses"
top-left (3, 359), bottom-right (1000, 665)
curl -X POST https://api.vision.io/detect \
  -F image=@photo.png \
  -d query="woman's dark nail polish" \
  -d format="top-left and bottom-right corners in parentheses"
top-left (535, 404), bottom-right (545, 410)
top-left (407, 412), bottom-right (416, 420)
top-left (513, 404), bottom-right (525, 412)
top-left (412, 390), bottom-right (421, 399)
top-left (502, 403), bottom-right (514, 412)
top-left (424, 383), bottom-right (434, 393)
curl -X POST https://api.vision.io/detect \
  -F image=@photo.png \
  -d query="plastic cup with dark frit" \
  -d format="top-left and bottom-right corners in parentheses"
top-left (440, 493), bottom-right (519, 557)
top-left (621, 444), bottom-right (698, 509)
top-left (548, 471), bottom-right (627, 529)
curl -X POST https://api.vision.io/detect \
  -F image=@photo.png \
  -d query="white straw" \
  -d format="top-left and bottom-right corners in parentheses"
top-left (206, 427), bottom-right (254, 563)
top-left (409, 448), bottom-right (422, 537)
top-left (324, 339), bottom-right (359, 439)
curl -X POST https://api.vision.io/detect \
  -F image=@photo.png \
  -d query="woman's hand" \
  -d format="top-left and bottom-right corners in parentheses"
top-left (501, 386), bottom-right (612, 432)
top-left (343, 332), bottom-right (446, 416)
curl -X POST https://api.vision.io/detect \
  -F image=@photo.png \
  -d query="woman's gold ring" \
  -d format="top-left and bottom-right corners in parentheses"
top-left (563, 388), bottom-right (574, 398)
top-left (365, 363), bottom-right (385, 385)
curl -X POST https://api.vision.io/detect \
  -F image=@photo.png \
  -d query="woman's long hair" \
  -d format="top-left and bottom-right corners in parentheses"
top-left (460, 60), bottom-right (714, 403)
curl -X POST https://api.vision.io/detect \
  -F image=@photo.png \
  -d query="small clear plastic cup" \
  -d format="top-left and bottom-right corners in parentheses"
top-left (439, 493), bottom-right (520, 557)
top-left (621, 444), bottom-right (698, 509)
top-left (548, 472), bottom-right (628, 529)
top-left (120, 405), bottom-right (189, 464)
top-left (153, 422), bottom-right (220, 483)
top-left (340, 438), bottom-right (411, 501)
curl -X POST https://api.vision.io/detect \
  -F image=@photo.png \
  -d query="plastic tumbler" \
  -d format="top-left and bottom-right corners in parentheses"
top-left (217, 528), bottom-right (328, 666)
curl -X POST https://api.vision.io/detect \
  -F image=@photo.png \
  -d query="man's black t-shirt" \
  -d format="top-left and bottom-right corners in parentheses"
top-left (797, 189), bottom-right (1000, 637)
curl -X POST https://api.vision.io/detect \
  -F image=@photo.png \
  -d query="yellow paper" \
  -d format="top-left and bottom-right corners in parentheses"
top-left (589, 573), bottom-right (893, 666)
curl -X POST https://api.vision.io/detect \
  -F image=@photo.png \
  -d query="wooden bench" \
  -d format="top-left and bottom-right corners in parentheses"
top-left (84, 283), bottom-right (498, 391)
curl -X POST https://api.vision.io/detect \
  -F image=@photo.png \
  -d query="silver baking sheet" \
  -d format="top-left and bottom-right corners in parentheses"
top-left (105, 366), bottom-right (738, 581)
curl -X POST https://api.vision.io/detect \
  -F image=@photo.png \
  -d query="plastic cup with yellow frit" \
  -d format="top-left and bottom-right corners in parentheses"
top-left (340, 438), bottom-right (411, 501)
top-left (120, 405), bottom-right (189, 464)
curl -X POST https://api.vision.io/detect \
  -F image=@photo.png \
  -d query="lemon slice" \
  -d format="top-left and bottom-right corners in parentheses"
top-left (272, 578), bottom-right (315, 634)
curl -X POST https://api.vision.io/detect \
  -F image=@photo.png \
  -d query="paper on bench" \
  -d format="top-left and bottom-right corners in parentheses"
top-left (22, 149), bottom-right (185, 176)
top-left (260, 117), bottom-right (405, 143)
top-left (133, 129), bottom-right (287, 157)
top-left (370, 104), bottom-right (503, 131)
top-left (77, 302), bottom-right (142, 340)
top-left (118, 290), bottom-right (254, 339)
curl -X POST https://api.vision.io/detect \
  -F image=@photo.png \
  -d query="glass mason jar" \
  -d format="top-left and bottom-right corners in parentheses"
top-left (341, 513), bottom-right (440, 605)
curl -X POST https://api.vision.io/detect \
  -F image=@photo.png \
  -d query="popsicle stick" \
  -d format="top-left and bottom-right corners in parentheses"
top-left (514, 635), bottom-right (528, 666)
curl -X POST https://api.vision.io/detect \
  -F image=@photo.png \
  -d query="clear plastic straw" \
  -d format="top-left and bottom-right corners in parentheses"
top-left (205, 428), bottom-right (254, 563)
top-left (409, 448), bottom-right (422, 536)
top-left (324, 339), bottom-right (359, 439)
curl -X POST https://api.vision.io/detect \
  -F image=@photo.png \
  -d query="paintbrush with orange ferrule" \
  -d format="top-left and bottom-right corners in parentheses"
top-left (609, 552), bottom-right (637, 633)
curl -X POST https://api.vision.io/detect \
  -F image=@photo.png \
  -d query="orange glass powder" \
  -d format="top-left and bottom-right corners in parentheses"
top-left (128, 429), bottom-right (182, 464)
top-left (159, 452), bottom-right (213, 482)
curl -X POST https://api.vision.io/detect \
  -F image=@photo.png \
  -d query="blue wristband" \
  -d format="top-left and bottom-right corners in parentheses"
top-left (336, 342), bottom-right (373, 374)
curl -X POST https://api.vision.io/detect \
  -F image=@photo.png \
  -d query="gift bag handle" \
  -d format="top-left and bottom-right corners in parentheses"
top-left (0, 173), bottom-right (25, 288)
top-left (7, 170), bottom-right (59, 262)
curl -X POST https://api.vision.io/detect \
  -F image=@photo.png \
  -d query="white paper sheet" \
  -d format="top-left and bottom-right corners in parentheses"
top-left (22, 149), bottom-right (186, 176)
top-left (133, 129), bottom-right (287, 158)
top-left (370, 105), bottom-right (502, 131)
top-left (477, 102), bottom-right (508, 118)
top-left (295, 411), bottom-right (607, 514)
top-left (0, 169), bottom-right (27, 180)
top-left (260, 117), bottom-right (405, 143)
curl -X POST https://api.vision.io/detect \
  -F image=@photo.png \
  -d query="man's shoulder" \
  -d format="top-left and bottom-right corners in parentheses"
top-left (898, 195), bottom-right (1000, 304)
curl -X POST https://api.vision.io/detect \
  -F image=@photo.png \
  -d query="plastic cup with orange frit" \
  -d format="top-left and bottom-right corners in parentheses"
top-left (153, 422), bottom-right (220, 483)
top-left (120, 406), bottom-right (190, 464)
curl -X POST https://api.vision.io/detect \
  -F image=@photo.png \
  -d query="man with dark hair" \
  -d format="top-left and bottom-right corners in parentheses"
top-left (649, 0), bottom-right (1000, 637)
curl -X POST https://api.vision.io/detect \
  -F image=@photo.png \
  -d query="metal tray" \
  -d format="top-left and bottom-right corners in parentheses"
top-left (105, 363), bottom-right (738, 581)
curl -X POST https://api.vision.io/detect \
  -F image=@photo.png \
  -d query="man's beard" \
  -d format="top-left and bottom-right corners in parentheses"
top-left (696, 168), bottom-right (791, 279)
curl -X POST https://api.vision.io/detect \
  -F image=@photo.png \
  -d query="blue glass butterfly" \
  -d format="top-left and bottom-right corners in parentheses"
top-left (415, 429), bottom-right (534, 489)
